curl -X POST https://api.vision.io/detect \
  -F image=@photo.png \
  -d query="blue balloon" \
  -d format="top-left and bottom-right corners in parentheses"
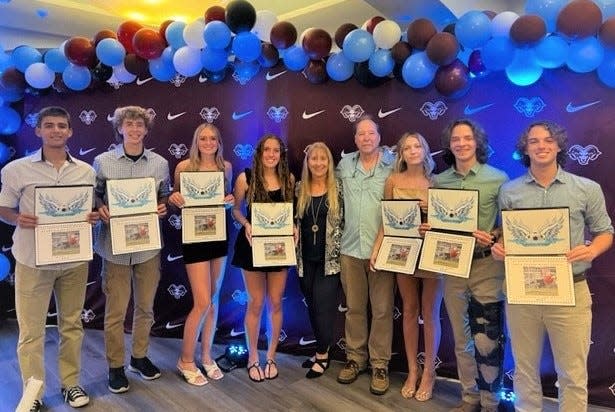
top-left (455, 11), bottom-right (492, 50)
top-left (402, 51), bottom-right (437, 88)
top-left (0, 253), bottom-right (10, 281)
top-left (204, 21), bottom-right (232, 50)
top-left (283, 45), bottom-right (309, 71)
top-left (481, 37), bottom-right (515, 71)
top-left (597, 51), bottom-right (615, 87)
top-left (0, 52), bottom-right (11, 72)
top-left (566, 37), bottom-right (604, 73)
top-left (0, 85), bottom-right (24, 103)
top-left (96, 38), bottom-right (126, 67)
top-left (165, 21), bottom-right (187, 49)
top-left (62, 64), bottom-right (91, 91)
top-left (232, 32), bottom-right (261, 62)
top-left (342, 29), bottom-right (375, 63)
top-left (43, 48), bottom-right (69, 73)
top-left (149, 54), bottom-right (176, 81)
top-left (368, 49), bottom-right (394, 77)
top-left (201, 47), bottom-right (229, 72)
top-left (506, 48), bottom-right (543, 86)
top-left (0, 142), bottom-right (11, 166)
top-left (534, 35), bottom-right (569, 68)
top-left (0, 105), bottom-right (22, 135)
top-left (326, 51), bottom-right (354, 81)
top-left (526, 0), bottom-right (567, 33)
top-left (11, 45), bottom-right (43, 72)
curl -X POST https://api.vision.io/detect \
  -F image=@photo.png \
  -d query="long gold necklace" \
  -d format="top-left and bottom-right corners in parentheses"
top-left (310, 194), bottom-right (325, 245)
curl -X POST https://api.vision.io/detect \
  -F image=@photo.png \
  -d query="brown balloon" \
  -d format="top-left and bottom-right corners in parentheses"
top-left (407, 18), bottom-right (437, 50)
top-left (510, 15), bottom-right (546, 45)
top-left (599, 17), bottom-right (615, 48)
top-left (557, 0), bottom-right (602, 38)
top-left (426, 32), bottom-right (459, 66)
top-left (302, 28), bottom-right (332, 60)
top-left (205, 5), bottom-right (226, 23)
top-left (124, 54), bottom-right (150, 77)
top-left (64, 37), bottom-right (97, 67)
top-left (304, 60), bottom-right (328, 84)
top-left (482, 10), bottom-right (497, 20)
top-left (365, 16), bottom-right (385, 34)
top-left (0, 68), bottom-right (26, 91)
top-left (391, 41), bottom-right (412, 64)
top-left (259, 43), bottom-right (279, 68)
top-left (159, 20), bottom-right (173, 44)
top-left (270, 21), bottom-right (297, 49)
top-left (334, 23), bottom-right (358, 49)
top-left (132, 28), bottom-right (166, 60)
top-left (435, 59), bottom-right (471, 98)
top-left (117, 21), bottom-right (143, 54)
top-left (93, 29), bottom-right (117, 46)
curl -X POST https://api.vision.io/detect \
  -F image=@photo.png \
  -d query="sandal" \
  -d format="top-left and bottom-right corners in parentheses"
top-left (202, 361), bottom-right (224, 380)
top-left (247, 362), bottom-right (264, 383)
top-left (401, 365), bottom-right (422, 399)
top-left (301, 356), bottom-right (315, 368)
top-left (264, 359), bottom-right (278, 380)
top-left (177, 362), bottom-right (208, 386)
top-left (415, 369), bottom-right (436, 402)
top-left (305, 357), bottom-right (329, 379)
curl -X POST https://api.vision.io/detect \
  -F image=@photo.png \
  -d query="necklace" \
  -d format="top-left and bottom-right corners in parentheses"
top-left (309, 195), bottom-right (325, 245)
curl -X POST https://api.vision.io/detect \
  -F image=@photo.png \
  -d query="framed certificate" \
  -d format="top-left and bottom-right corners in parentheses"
top-left (502, 207), bottom-right (570, 255)
top-left (109, 213), bottom-right (161, 255)
top-left (34, 221), bottom-right (93, 265)
top-left (374, 236), bottom-right (423, 275)
top-left (181, 206), bottom-right (226, 243)
top-left (34, 185), bottom-right (93, 224)
top-left (418, 231), bottom-right (476, 278)
top-left (180, 171), bottom-right (225, 207)
top-left (252, 236), bottom-right (296, 267)
top-left (504, 255), bottom-right (575, 306)
top-left (251, 202), bottom-right (294, 236)
top-left (106, 177), bottom-right (157, 217)
top-left (381, 200), bottom-right (422, 238)
top-left (428, 188), bottom-right (479, 232)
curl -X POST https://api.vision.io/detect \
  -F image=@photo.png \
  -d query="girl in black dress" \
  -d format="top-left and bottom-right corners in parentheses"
top-left (231, 134), bottom-right (295, 382)
top-left (169, 123), bottom-right (234, 386)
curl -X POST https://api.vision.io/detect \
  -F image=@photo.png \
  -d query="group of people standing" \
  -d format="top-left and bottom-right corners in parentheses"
top-left (0, 106), bottom-right (611, 412)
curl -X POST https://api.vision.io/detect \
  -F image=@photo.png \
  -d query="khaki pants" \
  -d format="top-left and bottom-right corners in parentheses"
top-left (340, 254), bottom-right (395, 369)
top-left (101, 255), bottom-right (161, 367)
top-left (15, 262), bottom-right (88, 397)
top-left (506, 280), bottom-right (592, 412)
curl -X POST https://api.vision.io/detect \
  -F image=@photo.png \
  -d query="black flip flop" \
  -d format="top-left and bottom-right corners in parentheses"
top-left (264, 359), bottom-right (278, 380)
top-left (247, 362), bottom-right (264, 382)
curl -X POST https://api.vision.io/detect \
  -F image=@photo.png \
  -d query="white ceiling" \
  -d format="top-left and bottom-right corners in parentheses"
top-left (0, 0), bottom-right (525, 50)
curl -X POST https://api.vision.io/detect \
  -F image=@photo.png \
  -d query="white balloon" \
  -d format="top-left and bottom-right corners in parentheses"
top-left (372, 20), bottom-right (401, 49)
top-left (183, 19), bottom-right (207, 49)
top-left (252, 10), bottom-right (278, 42)
top-left (112, 63), bottom-right (136, 83)
top-left (492, 11), bottom-right (520, 38)
top-left (173, 46), bottom-right (202, 77)
top-left (25, 62), bottom-right (55, 89)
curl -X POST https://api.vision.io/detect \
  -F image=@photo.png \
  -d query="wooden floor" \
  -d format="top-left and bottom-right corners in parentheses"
top-left (1, 319), bottom-right (613, 412)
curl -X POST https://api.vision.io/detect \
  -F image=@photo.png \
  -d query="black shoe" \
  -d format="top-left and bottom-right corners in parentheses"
top-left (108, 366), bottom-right (130, 393)
top-left (29, 400), bottom-right (43, 412)
top-left (128, 356), bottom-right (161, 380)
top-left (61, 385), bottom-right (90, 407)
top-left (306, 357), bottom-right (329, 379)
top-left (301, 356), bottom-right (315, 368)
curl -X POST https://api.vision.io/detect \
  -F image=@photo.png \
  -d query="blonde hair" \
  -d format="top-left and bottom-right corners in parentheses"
top-left (394, 132), bottom-right (435, 178)
top-left (185, 123), bottom-right (225, 171)
top-left (296, 142), bottom-right (339, 218)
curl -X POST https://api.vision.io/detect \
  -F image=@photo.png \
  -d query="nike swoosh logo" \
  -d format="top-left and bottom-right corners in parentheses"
top-left (79, 147), bottom-right (96, 155)
top-left (230, 328), bottom-right (245, 337)
top-left (338, 304), bottom-right (348, 312)
top-left (136, 76), bottom-right (153, 85)
top-left (165, 322), bottom-right (183, 330)
top-left (86, 281), bottom-right (96, 287)
top-left (265, 70), bottom-right (287, 81)
top-left (1, 245), bottom-right (11, 252)
top-left (302, 109), bottom-right (325, 120)
top-left (299, 337), bottom-right (317, 345)
top-left (232, 110), bottom-right (253, 120)
top-left (566, 100), bottom-right (601, 113)
top-left (167, 112), bottom-right (187, 121)
top-left (431, 150), bottom-right (443, 156)
top-left (47, 312), bottom-right (57, 317)
top-left (198, 75), bottom-right (208, 83)
top-left (378, 107), bottom-right (402, 118)
top-left (463, 103), bottom-right (494, 115)
top-left (107, 114), bottom-right (113, 121)
top-left (167, 254), bottom-right (183, 262)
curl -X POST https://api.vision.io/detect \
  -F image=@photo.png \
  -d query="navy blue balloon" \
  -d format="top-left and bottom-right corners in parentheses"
top-left (232, 32), bottom-right (261, 62)
top-left (0, 253), bottom-right (10, 281)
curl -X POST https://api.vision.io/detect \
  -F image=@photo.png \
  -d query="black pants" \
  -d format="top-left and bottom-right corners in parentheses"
top-left (299, 260), bottom-right (340, 354)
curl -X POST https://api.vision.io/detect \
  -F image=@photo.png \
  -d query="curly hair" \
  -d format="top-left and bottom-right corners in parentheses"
top-left (248, 134), bottom-right (293, 203)
top-left (296, 142), bottom-right (340, 219)
top-left (516, 121), bottom-right (568, 167)
top-left (110, 106), bottom-right (154, 143)
top-left (394, 132), bottom-right (436, 179)
top-left (440, 118), bottom-right (490, 166)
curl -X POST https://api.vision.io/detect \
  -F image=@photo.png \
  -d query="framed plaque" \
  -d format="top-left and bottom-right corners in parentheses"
top-left (504, 255), bottom-right (575, 306)
top-left (109, 213), bottom-right (161, 255)
top-left (381, 200), bottom-right (422, 238)
top-left (34, 185), bottom-right (93, 224)
top-left (180, 171), bottom-right (225, 207)
top-left (252, 236), bottom-right (296, 267)
top-left (374, 236), bottom-right (423, 275)
top-left (181, 206), bottom-right (226, 243)
top-left (502, 207), bottom-right (570, 255)
top-left (251, 202), bottom-right (294, 236)
top-left (427, 188), bottom-right (479, 232)
top-left (418, 231), bottom-right (476, 278)
top-left (106, 177), bottom-right (157, 217)
top-left (34, 221), bottom-right (93, 265)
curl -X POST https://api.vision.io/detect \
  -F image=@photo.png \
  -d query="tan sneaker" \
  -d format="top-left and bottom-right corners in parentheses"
top-left (337, 360), bottom-right (364, 384)
top-left (369, 367), bottom-right (389, 395)
top-left (450, 401), bottom-right (481, 412)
